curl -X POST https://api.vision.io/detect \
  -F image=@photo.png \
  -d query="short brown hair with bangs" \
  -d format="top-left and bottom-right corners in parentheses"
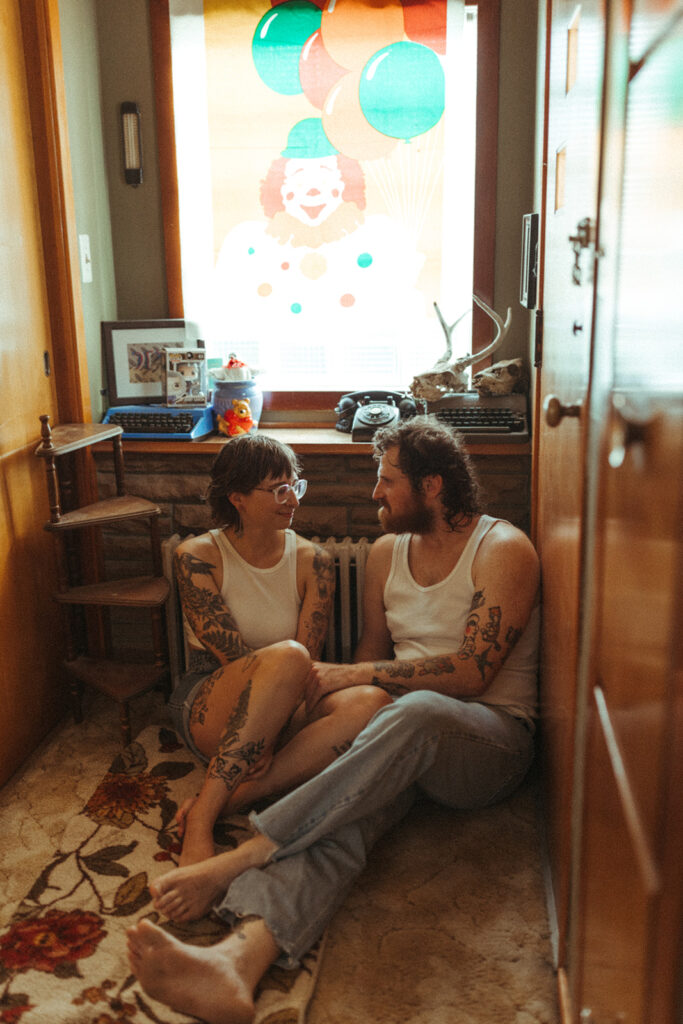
top-left (207, 434), bottom-right (301, 530)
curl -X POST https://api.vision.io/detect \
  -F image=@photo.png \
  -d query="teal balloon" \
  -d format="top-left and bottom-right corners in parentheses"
top-left (359, 42), bottom-right (445, 141)
top-left (252, 1), bottom-right (322, 96)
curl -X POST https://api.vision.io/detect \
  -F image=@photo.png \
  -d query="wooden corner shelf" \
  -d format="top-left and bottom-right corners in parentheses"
top-left (36, 414), bottom-right (170, 745)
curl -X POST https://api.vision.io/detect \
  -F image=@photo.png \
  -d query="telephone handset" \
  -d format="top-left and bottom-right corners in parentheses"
top-left (335, 389), bottom-right (418, 442)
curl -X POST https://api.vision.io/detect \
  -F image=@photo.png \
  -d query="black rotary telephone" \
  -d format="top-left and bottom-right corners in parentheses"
top-left (335, 390), bottom-right (418, 442)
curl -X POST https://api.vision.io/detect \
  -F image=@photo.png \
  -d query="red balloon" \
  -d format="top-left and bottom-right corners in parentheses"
top-left (299, 29), bottom-right (347, 110)
top-left (403, 0), bottom-right (447, 56)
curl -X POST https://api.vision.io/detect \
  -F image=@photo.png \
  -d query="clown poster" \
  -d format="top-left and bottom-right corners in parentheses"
top-left (170, 0), bottom-right (476, 390)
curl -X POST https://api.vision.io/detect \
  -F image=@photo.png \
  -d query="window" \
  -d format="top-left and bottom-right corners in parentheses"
top-left (151, 0), bottom-right (498, 401)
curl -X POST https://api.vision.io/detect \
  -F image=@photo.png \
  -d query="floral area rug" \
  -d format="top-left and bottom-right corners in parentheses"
top-left (0, 726), bottom-right (326, 1024)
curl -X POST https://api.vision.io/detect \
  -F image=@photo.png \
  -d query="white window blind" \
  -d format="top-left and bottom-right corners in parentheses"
top-left (169, 1), bottom-right (477, 392)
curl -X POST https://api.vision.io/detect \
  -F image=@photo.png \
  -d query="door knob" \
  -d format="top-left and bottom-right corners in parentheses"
top-left (544, 395), bottom-right (582, 428)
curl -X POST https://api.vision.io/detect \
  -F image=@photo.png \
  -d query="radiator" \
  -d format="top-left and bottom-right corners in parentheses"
top-left (312, 536), bottom-right (372, 664)
top-left (162, 534), bottom-right (372, 687)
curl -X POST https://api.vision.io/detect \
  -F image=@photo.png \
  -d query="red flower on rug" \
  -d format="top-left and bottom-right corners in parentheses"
top-left (0, 994), bottom-right (35, 1023)
top-left (84, 772), bottom-right (169, 829)
top-left (0, 910), bottom-right (106, 975)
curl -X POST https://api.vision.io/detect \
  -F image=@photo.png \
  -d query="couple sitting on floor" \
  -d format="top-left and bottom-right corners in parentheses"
top-left (127, 418), bottom-right (540, 1024)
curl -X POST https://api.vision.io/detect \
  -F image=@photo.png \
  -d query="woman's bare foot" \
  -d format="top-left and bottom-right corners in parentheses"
top-left (127, 919), bottom-right (256, 1024)
top-left (152, 832), bottom-right (279, 922)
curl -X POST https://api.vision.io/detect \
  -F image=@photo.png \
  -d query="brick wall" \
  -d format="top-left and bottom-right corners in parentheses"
top-left (94, 447), bottom-right (530, 655)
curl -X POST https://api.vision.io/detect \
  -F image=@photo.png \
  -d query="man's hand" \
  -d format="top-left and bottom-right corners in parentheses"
top-left (305, 661), bottom-right (352, 714)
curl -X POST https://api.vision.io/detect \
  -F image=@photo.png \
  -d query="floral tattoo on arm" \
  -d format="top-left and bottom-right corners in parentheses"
top-left (300, 546), bottom-right (335, 657)
top-left (175, 550), bottom-right (253, 663)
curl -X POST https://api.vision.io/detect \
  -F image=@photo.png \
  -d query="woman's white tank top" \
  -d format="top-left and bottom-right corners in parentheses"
top-left (184, 528), bottom-right (301, 654)
top-left (384, 515), bottom-right (539, 723)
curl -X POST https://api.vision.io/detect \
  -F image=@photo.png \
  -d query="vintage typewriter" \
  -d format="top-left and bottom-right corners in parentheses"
top-left (428, 393), bottom-right (529, 443)
top-left (102, 404), bottom-right (214, 441)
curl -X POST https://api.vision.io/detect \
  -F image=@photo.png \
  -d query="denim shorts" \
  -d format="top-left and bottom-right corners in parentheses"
top-left (168, 672), bottom-right (211, 764)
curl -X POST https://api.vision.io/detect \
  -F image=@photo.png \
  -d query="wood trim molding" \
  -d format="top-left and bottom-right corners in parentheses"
top-left (472, 0), bottom-right (500, 361)
top-left (149, 0), bottom-right (184, 319)
top-left (18, 0), bottom-right (92, 426)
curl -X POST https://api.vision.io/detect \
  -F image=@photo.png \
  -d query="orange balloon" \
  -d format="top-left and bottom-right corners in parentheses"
top-left (321, 0), bottom-right (405, 71)
top-left (403, 0), bottom-right (447, 55)
top-left (322, 70), bottom-right (397, 161)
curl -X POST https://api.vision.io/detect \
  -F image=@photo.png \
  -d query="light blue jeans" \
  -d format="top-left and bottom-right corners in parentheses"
top-left (215, 691), bottom-right (535, 966)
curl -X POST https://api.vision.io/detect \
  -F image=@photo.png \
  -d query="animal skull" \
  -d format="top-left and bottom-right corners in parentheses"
top-left (472, 357), bottom-right (528, 396)
top-left (410, 296), bottom-right (512, 403)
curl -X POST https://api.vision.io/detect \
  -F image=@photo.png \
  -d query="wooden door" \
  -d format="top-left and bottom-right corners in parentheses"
top-left (571, 4), bottom-right (683, 1020)
top-left (535, 0), bottom-right (605, 965)
top-left (0, 1), bottom-right (71, 784)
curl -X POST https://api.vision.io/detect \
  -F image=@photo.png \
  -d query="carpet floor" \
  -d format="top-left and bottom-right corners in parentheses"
top-left (0, 692), bottom-right (559, 1023)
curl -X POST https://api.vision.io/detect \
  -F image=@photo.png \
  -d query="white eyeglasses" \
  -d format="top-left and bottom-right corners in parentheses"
top-left (254, 479), bottom-right (308, 503)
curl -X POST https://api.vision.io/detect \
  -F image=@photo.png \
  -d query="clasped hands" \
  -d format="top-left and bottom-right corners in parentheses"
top-left (304, 661), bottom-right (352, 715)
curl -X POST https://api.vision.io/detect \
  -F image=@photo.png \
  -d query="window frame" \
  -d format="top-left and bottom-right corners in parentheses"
top-left (149, 0), bottom-right (500, 412)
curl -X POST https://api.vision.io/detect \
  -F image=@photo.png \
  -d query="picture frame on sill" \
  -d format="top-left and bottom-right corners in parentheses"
top-left (102, 320), bottom-right (200, 406)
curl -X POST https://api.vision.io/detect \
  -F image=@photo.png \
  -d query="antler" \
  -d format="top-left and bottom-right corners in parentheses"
top-left (410, 296), bottom-right (513, 402)
top-left (454, 295), bottom-right (512, 372)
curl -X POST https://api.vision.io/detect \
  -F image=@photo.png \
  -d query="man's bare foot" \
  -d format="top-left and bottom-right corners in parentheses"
top-left (152, 832), bottom-right (279, 922)
top-left (127, 919), bottom-right (255, 1024)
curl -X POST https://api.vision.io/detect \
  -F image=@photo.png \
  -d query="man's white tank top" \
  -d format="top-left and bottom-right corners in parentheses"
top-left (384, 515), bottom-right (539, 724)
top-left (184, 528), bottom-right (301, 654)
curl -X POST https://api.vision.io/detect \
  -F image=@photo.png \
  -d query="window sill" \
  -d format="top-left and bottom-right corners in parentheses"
top-left (94, 425), bottom-right (530, 457)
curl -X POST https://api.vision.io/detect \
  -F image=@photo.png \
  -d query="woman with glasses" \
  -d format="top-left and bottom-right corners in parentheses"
top-left (169, 433), bottom-right (390, 867)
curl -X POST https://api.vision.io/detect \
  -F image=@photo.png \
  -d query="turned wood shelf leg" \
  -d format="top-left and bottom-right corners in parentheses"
top-left (119, 702), bottom-right (132, 747)
top-left (69, 677), bottom-right (83, 724)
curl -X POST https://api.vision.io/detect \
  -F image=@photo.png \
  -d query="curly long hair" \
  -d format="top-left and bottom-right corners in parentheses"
top-left (206, 434), bottom-right (301, 531)
top-left (373, 415), bottom-right (482, 530)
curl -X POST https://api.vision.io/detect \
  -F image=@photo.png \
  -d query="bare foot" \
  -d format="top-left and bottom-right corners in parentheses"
top-left (127, 919), bottom-right (254, 1024)
top-left (152, 833), bottom-right (279, 922)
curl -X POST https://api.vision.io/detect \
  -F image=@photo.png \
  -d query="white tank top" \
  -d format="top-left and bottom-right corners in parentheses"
top-left (384, 515), bottom-right (539, 723)
top-left (184, 528), bottom-right (301, 655)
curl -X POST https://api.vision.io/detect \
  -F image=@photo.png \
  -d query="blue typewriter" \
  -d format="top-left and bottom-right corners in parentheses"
top-left (102, 405), bottom-right (214, 441)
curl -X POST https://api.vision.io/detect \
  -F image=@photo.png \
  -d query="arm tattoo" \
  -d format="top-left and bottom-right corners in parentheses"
top-left (374, 661), bottom-right (415, 679)
top-left (505, 625), bottom-right (523, 649)
top-left (369, 661), bottom-right (413, 697)
top-left (175, 550), bottom-right (252, 663)
top-left (474, 646), bottom-right (495, 682)
top-left (371, 675), bottom-right (410, 697)
top-left (469, 589), bottom-right (485, 612)
top-left (300, 546), bottom-right (335, 657)
top-left (458, 613), bottom-right (479, 660)
top-left (418, 656), bottom-right (456, 676)
top-left (481, 606), bottom-right (502, 649)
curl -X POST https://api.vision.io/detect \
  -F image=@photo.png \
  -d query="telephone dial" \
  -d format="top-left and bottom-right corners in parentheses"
top-left (335, 389), bottom-right (418, 442)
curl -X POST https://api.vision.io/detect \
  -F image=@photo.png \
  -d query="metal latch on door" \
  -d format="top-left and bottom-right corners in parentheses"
top-left (569, 217), bottom-right (596, 286)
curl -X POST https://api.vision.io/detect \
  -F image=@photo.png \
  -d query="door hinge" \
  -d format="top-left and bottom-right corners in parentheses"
top-left (534, 308), bottom-right (543, 367)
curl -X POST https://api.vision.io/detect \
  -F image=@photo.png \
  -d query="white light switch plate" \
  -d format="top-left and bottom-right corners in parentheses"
top-left (78, 233), bottom-right (93, 284)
